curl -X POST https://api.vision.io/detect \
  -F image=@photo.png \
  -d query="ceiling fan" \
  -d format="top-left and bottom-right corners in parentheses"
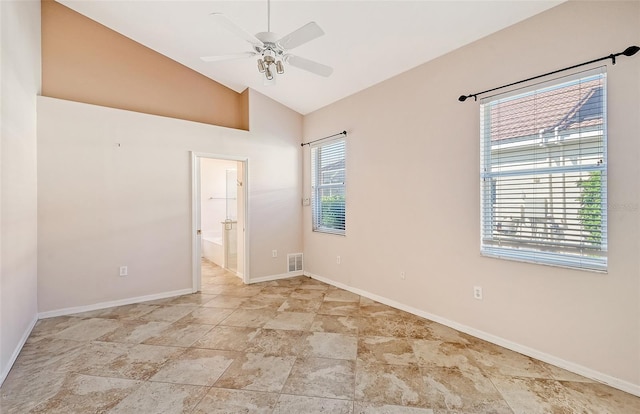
top-left (200, 0), bottom-right (333, 82)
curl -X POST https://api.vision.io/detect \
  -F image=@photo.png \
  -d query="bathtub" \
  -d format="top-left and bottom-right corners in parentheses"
top-left (202, 231), bottom-right (224, 266)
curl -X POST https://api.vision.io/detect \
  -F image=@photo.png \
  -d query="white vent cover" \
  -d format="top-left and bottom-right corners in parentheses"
top-left (287, 253), bottom-right (303, 272)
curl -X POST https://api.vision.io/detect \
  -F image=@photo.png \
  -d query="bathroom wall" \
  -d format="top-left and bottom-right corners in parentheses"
top-left (200, 158), bottom-right (239, 240)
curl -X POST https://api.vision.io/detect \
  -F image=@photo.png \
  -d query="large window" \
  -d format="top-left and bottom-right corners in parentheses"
top-left (480, 69), bottom-right (607, 271)
top-left (311, 138), bottom-right (346, 234)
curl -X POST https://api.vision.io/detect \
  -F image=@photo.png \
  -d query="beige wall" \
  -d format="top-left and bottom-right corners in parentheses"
top-left (37, 89), bottom-right (302, 313)
top-left (303, 1), bottom-right (640, 391)
top-left (41, 0), bottom-right (248, 130)
top-left (0, 0), bottom-right (40, 384)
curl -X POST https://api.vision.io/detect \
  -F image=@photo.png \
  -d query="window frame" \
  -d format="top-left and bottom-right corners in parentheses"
top-left (311, 138), bottom-right (346, 235)
top-left (479, 69), bottom-right (608, 272)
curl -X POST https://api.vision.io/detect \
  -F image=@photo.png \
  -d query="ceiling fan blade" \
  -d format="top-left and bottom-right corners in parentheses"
top-left (285, 54), bottom-right (333, 77)
top-left (201, 52), bottom-right (257, 62)
top-left (210, 13), bottom-right (264, 48)
top-left (277, 22), bottom-right (324, 50)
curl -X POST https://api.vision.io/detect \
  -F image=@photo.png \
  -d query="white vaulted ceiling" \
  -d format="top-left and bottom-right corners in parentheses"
top-left (58, 0), bottom-right (563, 115)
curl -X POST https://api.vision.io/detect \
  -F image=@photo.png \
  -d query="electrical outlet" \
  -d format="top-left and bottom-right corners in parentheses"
top-left (336, 256), bottom-right (341, 264)
top-left (119, 266), bottom-right (128, 277)
top-left (272, 250), bottom-right (278, 258)
top-left (473, 286), bottom-right (483, 300)
top-left (400, 271), bottom-right (406, 280)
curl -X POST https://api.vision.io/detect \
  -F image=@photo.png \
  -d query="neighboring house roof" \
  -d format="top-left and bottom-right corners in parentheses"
top-left (489, 79), bottom-right (603, 141)
top-left (322, 159), bottom-right (345, 171)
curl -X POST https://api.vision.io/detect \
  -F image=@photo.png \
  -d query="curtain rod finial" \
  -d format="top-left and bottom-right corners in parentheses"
top-left (458, 95), bottom-right (468, 102)
top-left (623, 45), bottom-right (640, 56)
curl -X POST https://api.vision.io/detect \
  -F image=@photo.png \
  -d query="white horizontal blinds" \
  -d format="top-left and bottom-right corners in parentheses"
top-left (480, 69), bottom-right (607, 271)
top-left (311, 138), bottom-right (346, 234)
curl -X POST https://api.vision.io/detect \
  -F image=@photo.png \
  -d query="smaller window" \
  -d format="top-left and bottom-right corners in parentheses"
top-left (311, 139), bottom-right (346, 235)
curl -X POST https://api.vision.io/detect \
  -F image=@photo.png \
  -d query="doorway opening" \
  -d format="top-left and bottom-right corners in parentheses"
top-left (192, 153), bottom-right (249, 292)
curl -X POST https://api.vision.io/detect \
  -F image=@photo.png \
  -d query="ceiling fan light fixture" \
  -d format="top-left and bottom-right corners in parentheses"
top-left (203, 0), bottom-right (333, 82)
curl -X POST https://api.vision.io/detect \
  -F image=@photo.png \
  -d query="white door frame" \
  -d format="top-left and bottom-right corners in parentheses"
top-left (191, 152), bottom-right (250, 292)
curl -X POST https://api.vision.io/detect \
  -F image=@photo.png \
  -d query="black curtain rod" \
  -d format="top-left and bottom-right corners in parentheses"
top-left (458, 45), bottom-right (640, 103)
top-left (301, 130), bottom-right (347, 147)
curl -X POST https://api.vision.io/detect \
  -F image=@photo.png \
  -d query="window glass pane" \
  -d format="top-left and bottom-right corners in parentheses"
top-left (318, 186), bottom-right (345, 231)
top-left (480, 69), bottom-right (607, 271)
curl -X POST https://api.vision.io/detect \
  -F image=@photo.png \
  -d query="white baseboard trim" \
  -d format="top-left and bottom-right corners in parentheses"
top-left (38, 288), bottom-right (193, 319)
top-left (0, 314), bottom-right (38, 387)
top-left (305, 271), bottom-right (640, 397)
top-left (248, 271), bottom-right (304, 284)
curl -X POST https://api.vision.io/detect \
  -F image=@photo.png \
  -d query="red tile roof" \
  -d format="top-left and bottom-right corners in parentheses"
top-left (489, 78), bottom-right (603, 141)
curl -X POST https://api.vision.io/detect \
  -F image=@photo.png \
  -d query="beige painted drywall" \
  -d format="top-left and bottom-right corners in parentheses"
top-left (302, 1), bottom-right (640, 390)
top-left (246, 90), bottom-right (305, 278)
top-left (37, 89), bottom-right (302, 312)
top-left (0, 0), bottom-right (40, 384)
top-left (41, 0), bottom-right (248, 130)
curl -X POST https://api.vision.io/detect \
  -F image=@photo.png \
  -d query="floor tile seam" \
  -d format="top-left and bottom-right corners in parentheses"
top-left (261, 326), bottom-right (357, 335)
top-left (44, 336), bottom-right (99, 345)
top-left (355, 358), bottom-right (420, 368)
top-left (205, 350), bottom-right (253, 390)
top-left (484, 374), bottom-right (518, 414)
top-left (145, 377), bottom-right (218, 389)
top-left (277, 390), bottom-right (356, 402)
top-left (140, 341), bottom-right (195, 352)
top-left (178, 382), bottom-right (215, 414)
top-left (160, 320), bottom-right (221, 330)
top-left (172, 319), bottom-right (228, 327)
top-left (70, 348), bottom-right (189, 379)
top-left (416, 361), bottom-right (486, 376)
top-left (61, 370), bottom-right (146, 388)
top-left (554, 378), bottom-right (600, 387)
top-left (351, 392), bottom-right (431, 409)
top-left (188, 343), bottom-right (246, 352)
top-left (351, 344), bottom-right (358, 403)
top-left (264, 354), bottom-right (299, 397)
top-left (59, 371), bottom-right (148, 386)
top-left (487, 372), bottom-right (562, 382)
top-left (355, 359), bottom-right (436, 370)
top-left (290, 355), bottom-right (358, 364)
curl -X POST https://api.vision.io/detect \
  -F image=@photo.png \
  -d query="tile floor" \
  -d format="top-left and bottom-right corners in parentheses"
top-left (1, 259), bottom-right (639, 413)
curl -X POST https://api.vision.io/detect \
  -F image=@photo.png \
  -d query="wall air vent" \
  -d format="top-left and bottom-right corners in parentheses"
top-left (287, 253), bottom-right (303, 273)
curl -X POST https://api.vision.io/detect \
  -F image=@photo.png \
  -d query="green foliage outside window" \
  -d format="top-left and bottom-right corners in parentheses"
top-left (321, 194), bottom-right (345, 230)
top-left (577, 171), bottom-right (603, 245)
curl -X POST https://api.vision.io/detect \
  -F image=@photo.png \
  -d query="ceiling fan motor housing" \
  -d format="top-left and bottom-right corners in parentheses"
top-left (255, 32), bottom-right (284, 57)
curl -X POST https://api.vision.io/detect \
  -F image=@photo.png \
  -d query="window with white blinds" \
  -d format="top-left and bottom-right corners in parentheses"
top-left (480, 69), bottom-right (607, 271)
top-left (311, 138), bottom-right (346, 235)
